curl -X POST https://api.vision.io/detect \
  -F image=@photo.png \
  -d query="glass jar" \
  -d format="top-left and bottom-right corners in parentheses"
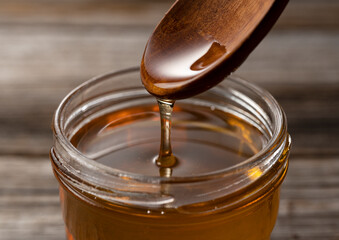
top-left (50, 67), bottom-right (291, 240)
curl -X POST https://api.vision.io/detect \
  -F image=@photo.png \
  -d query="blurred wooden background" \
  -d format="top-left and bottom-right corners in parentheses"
top-left (0, 0), bottom-right (338, 239)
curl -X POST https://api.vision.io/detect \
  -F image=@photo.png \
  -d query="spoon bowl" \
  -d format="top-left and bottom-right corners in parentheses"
top-left (141, 0), bottom-right (289, 99)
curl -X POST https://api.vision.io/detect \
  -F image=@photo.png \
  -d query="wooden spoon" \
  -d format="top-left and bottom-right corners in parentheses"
top-left (141, 0), bottom-right (289, 99)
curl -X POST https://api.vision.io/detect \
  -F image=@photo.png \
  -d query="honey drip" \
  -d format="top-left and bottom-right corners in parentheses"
top-left (156, 99), bottom-right (177, 177)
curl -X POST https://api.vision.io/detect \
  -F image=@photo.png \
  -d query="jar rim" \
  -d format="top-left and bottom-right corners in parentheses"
top-left (52, 67), bottom-right (288, 184)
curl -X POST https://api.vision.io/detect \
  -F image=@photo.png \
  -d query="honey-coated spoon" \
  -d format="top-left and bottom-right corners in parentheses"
top-left (141, 0), bottom-right (289, 99)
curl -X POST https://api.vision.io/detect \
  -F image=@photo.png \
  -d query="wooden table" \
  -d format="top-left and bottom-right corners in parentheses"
top-left (0, 0), bottom-right (338, 239)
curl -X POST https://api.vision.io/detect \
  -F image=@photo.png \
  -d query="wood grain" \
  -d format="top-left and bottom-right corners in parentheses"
top-left (0, 0), bottom-right (338, 239)
top-left (0, 0), bottom-right (338, 29)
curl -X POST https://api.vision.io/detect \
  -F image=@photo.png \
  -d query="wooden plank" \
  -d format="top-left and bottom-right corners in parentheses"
top-left (283, 158), bottom-right (339, 189)
top-left (0, 27), bottom-right (338, 87)
top-left (273, 158), bottom-right (339, 239)
top-left (0, 156), bottom-right (57, 190)
top-left (1, 82), bottom-right (339, 156)
top-left (0, 27), bottom-right (338, 86)
top-left (0, 156), bottom-right (338, 239)
top-left (0, 199), bottom-right (64, 240)
top-left (0, 156), bottom-right (64, 240)
top-left (0, 0), bottom-right (338, 30)
top-left (273, 215), bottom-right (339, 240)
top-left (0, 83), bottom-right (338, 155)
top-left (277, 0), bottom-right (339, 30)
top-left (0, 0), bottom-right (171, 27)
top-left (0, 25), bottom-right (149, 86)
top-left (238, 31), bottom-right (339, 85)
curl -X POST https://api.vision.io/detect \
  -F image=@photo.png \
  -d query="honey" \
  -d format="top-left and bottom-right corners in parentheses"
top-left (57, 178), bottom-right (282, 240)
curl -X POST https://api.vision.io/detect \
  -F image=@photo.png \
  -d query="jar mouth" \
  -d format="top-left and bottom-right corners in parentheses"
top-left (52, 67), bottom-right (288, 184)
